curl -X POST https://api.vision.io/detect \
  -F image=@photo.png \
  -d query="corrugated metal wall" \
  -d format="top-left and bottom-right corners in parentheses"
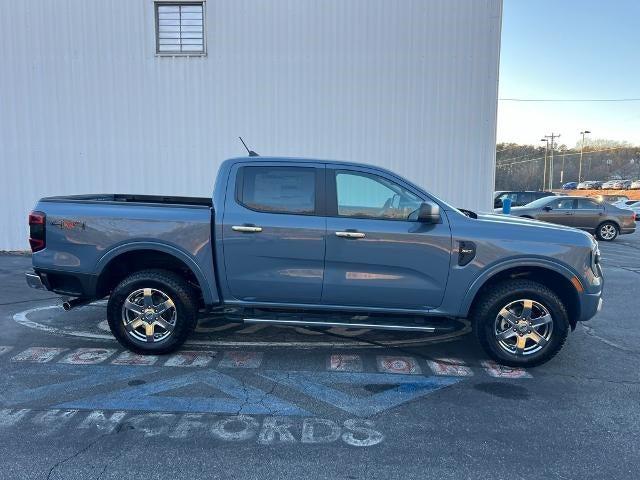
top-left (0, 0), bottom-right (502, 250)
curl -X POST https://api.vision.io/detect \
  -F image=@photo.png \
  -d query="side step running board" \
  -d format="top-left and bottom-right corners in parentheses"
top-left (243, 318), bottom-right (437, 332)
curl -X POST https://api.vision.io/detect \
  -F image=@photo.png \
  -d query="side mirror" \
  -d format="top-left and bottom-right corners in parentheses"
top-left (415, 202), bottom-right (441, 223)
top-left (543, 205), bottom-right (553, 211)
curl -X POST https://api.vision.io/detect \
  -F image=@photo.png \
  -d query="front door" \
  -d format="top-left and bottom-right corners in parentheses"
top-left (222, 162), bottom-right (326, 304)
top-left (322, 166), bottom-right (452, 310)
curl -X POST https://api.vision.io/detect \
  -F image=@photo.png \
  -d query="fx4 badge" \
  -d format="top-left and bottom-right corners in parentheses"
top-left (50, 219), bottom-right (86, 230)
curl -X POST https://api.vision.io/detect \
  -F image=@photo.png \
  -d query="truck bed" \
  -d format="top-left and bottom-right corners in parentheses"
top-left (41, 194), bottom-right (212, 208)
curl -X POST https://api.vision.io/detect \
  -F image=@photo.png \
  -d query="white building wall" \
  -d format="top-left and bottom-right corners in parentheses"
top-left (0, 0), bottom-right (502, 250)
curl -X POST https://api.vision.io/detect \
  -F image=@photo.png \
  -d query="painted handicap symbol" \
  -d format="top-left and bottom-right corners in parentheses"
top-left (56, 370), bottom-right (309, 416)
top-left (259, 371), bottom-right (464, 417)
top-left (1, 364), bottom-right (154, 405)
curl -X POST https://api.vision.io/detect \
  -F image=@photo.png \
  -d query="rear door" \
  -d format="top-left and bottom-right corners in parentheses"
top-left (573, 198), bottom-right (605, 230)
top-left (536, 197), bottom-right (577, 226)
top-left (222, 162), bottom-right (326, 304)
top-left (321, 166), bottom-right (452, 309)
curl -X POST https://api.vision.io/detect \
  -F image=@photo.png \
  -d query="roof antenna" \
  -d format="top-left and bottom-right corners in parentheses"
top-left (238, 137), bottom-right (259, 157)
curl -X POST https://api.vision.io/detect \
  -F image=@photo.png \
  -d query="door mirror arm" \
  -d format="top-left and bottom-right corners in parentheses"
top-left (412, 202), bottom-right (441, 223)
top-left (543, 206), bottom-right (553, 211)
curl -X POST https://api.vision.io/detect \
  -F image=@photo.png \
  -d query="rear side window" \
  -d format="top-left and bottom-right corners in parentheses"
top-left (576, 199), bottom-right (602, 209)
top-left (238, 166), bottom-right (316, 215)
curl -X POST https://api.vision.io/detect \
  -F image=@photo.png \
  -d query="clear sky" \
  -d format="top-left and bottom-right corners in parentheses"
top-left (497, 0), bottom-right (640, 148)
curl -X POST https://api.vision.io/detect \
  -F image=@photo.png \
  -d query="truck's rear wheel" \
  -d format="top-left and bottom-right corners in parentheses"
top-left (107, 269), bottom-right (198, 354)
top-left (473, 279), bottom-right (569, 367)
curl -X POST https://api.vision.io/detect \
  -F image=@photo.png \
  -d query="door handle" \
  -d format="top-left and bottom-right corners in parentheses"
top-left (232, 225), bottom-right (263, 233)
top-left (335, 231), bottom-right (366, 239)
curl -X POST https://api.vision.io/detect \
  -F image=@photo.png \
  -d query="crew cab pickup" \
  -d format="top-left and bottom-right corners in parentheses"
top-left (26, 157), bottom-right (604, 367)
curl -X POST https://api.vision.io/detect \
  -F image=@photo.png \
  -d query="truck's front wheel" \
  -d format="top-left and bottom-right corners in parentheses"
top-left (473, 280), bottom-right (569, 367)
top-left (107, 269), bottom-right (198, 354)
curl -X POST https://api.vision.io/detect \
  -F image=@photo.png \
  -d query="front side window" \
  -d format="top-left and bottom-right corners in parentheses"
top-left (548, 198), bottom-right (575, 210)
top-left (239, 166), bottom-right (316, 215)
top-left (155, 2), bottom-right (205, 55)
top-left (335, 171), bottom-right (422, 220)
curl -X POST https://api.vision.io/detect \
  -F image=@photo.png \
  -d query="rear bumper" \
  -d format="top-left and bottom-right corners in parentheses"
top-left (26, 268), bottom-right (97, 298)
top-left (25, 271), bottom-right (47, 290)
top-left (620, 227), bottom-right (636, 235)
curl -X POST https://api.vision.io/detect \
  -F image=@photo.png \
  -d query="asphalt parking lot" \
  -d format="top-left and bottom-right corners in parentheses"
top-left (1, 233), bottom-right (639, 480)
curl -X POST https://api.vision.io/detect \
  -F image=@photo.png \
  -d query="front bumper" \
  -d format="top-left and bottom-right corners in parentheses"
top-left (578, 290), bottom-right (603, 322)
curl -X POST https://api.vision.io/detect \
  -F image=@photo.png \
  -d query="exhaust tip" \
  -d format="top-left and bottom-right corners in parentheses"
top-left (62, 301), bottom-right (72, 311)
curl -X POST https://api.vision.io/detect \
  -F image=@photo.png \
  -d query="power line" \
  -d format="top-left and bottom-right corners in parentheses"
top-left (496, 145), bottom-right (637, 168)
top-left (499, 97), bottom-right (640, 102)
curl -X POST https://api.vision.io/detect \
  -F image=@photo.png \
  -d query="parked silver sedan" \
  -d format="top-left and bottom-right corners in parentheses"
top-left (497, 196), bottom-right (637, 241)
top-left (617, 200), bottom-right (640, 221)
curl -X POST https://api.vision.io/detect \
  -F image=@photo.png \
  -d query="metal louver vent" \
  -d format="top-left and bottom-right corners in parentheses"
top-left (155, 3), bottom-right (205, 54)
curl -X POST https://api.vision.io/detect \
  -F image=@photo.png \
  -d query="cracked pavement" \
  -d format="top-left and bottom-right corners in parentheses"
top-left (1, 232), bottom-right (640, 480)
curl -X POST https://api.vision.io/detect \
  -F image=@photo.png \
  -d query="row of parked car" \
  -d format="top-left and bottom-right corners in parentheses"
top-left (562, 179), bottom-right (640, 190)
top-left (494, 190), bottom-right (638, 241)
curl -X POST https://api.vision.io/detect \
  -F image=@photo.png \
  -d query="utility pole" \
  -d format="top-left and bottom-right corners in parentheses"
top-left (544, 133), bottom-right (560, 190)
top-left (579, 130), bottom-right (591, 182)
top-left (540, 138), bottom-right (549, 190)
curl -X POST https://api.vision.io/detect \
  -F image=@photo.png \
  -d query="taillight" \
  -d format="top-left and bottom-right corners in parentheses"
top-left (29, 211), bottom-right (46, 252)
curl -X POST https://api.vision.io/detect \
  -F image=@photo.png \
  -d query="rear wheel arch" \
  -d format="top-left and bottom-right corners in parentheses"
top-left (464, 264), bottom-right (581, 329)
top-left (95, 245), bottom-right (214, 304)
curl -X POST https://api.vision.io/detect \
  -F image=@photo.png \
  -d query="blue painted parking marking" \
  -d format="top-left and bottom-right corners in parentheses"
top-left (57, 370), bottom-right (310, 416)
top-left (2, 364), bottom-right (155, 405)
top-left (259, 371), bottom-right (464, 417)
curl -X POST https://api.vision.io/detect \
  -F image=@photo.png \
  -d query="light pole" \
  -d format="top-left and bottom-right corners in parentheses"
top-left (541, 138), bottom-right (549, 190)
top-left (579, 130), bottom-right (591, 182)
top-left (544, 133), bottom-right (560, 190)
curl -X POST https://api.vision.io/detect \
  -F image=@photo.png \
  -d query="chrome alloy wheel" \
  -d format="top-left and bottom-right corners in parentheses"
top-left (599, 224), bottom-right (617, 240)
top-left (121, 288), bottom-right (176, 343)
top-left (494, 299), bottom-right (553, 356)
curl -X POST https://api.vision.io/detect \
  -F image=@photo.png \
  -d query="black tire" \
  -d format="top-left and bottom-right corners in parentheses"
top-left (473, 279), bottom-right (569, 368)
top-left (596, 221), bottom-right (619, 241)
top-left (107, 269), bottom-right (198, 354)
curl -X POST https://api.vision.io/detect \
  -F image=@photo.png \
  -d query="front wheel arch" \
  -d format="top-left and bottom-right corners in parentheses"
top-left (464, 264), bottom-right (580, 330)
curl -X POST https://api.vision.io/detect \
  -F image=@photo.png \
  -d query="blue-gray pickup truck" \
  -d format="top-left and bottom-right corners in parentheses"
top-left (26, 157), bottom-right (603, 366)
